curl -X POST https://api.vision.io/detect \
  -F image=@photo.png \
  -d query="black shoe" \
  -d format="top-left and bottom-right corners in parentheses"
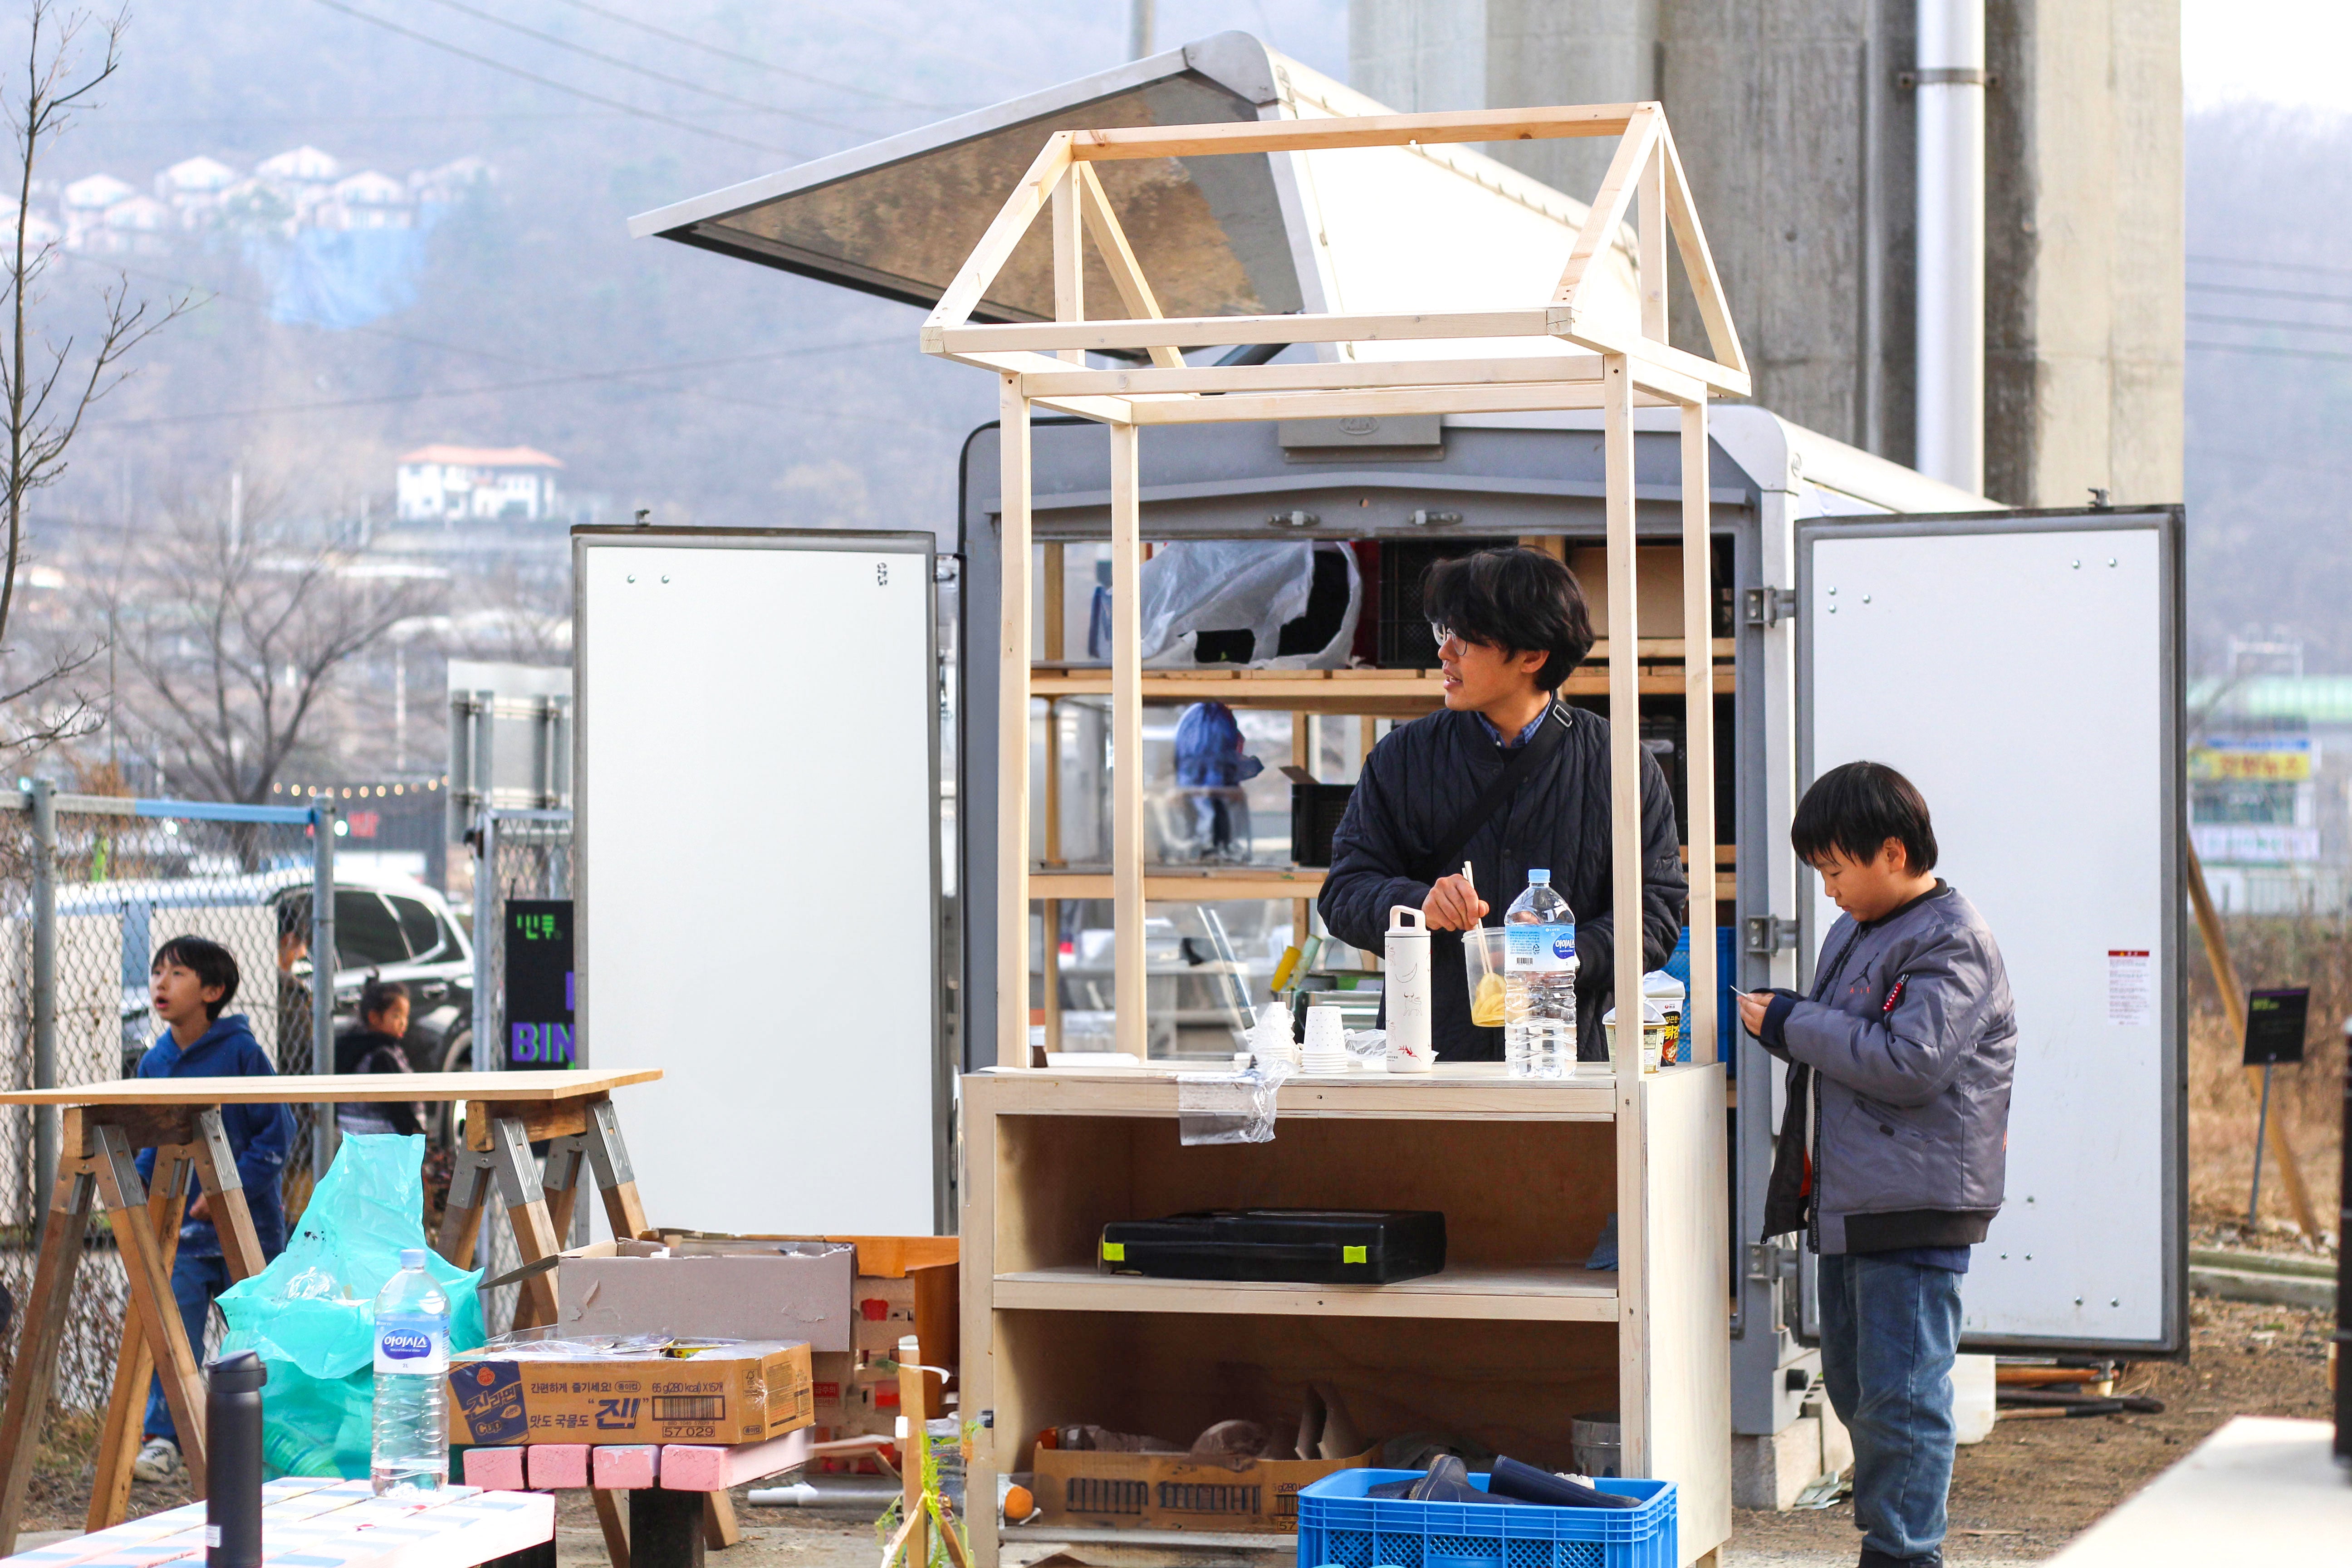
top-left (1859, 1549), bottom-right (1942, 1568)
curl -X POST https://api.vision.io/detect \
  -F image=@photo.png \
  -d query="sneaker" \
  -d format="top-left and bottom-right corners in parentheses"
top-left (132, 1437), bottom-right (179, 1482)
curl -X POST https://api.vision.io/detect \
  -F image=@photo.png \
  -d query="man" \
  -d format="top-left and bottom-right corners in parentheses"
top-left (1173, 700), bottom-right (1262, 862)
top-left (1318, 547), bottom-right (1685, 1060)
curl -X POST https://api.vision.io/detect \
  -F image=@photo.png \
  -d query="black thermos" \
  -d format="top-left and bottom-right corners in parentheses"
top-left (206, 1350), bottom-right (266, 1568)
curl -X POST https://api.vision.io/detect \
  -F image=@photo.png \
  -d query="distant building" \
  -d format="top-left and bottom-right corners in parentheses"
top-left (59, 173), bottom-right (133, 248)
top-left (155, 156), bottom-right (236, 223)
top-left (2191, 670), bottom-right (2352, 913)
top-left (320, 170), bottom-right (412, 230)
top-left (410, 157), bottom-right (494, 207)
top-left (89, 194), bottom-right (172, 256)
top-left (396, 445), bottom-right (564, 524)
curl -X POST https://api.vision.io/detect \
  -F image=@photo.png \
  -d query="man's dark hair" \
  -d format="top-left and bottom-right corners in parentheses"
top-left (1418, 547), bottom-right (1596, 691)
top-left (1791, 761), bottom-right (1939, 873)
top-left (276, 898), bottom-right (307, 942)
top-left (152, 936), bottom-right (240, 1019)
top-left (359, 975), bottom-right (409, 1027)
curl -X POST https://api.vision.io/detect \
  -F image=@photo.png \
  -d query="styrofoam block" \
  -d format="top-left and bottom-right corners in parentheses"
top-left (660, 1430), bottom-right (812, 1492)
top-left (525, 1444), bottom-right (590, 1490)
top-left (592, 1446), bottom-right (660, 1490)
top-left (462, 1447), bottom-right (529, 1491)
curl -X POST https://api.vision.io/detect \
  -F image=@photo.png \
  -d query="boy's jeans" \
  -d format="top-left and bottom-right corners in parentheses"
top-left (1817, 1251), bottom-right (1964, 1562)
top-left (144, 1253), bottom-right (233, 1444)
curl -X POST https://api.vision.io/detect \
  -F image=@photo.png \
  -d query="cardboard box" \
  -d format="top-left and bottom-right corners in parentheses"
top-left (446, 1340), bottom-right (813, 1446)
top-left (554, 1240), bottom-right (855, 1351)
top-left (1032, 1445), bottom-right (1376, 1534)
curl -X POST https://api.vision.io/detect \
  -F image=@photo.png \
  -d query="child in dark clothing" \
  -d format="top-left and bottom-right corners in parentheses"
top-left (131, 936), bottom-right (294, 1483)
top-left (1738, 764), bottom-right (2016, 1568)
top-left (334, 976), bottom-right (423, 1137)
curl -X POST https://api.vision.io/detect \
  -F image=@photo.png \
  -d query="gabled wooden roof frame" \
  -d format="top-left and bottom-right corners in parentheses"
top-left (950, 118), bottom-right (1731, 1505)
top-left (920, 101), bottom-right (1749, 421)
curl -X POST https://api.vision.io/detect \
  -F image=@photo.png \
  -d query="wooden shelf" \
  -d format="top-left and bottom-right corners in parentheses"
top-left (1003, 1525), bottom-right (1292, 1553)
top-left (1030, 658), bottom-right (1732, 715)
top-left (968, 1063), bottom-right (1624, 1121)
top-left (1032, 867), bottom-right (1324, 901)
top-left (995, 1263), bottom-right (1618, 1322)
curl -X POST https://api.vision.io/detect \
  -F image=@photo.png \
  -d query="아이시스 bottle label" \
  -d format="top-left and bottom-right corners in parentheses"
top-left (374, 1312), bottom-right (450, 1375)
top-left (1504, 922), bottom-right (1577, 974)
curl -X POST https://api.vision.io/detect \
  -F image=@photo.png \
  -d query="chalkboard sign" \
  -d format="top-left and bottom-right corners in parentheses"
top-left (505, 899), bottom-right (574, 1066)
top-left (2243, 986), bottom-right (2308, 1067)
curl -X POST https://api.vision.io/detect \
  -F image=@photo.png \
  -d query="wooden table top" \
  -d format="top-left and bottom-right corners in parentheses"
top-left (0, 1477), bottom-right (554, 1568)
top-left (0, 1068), bottom-right (660, 1106)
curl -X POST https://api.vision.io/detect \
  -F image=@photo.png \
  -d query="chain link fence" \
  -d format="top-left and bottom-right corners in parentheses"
top-left (0, 791), bottom-right (326, 1450)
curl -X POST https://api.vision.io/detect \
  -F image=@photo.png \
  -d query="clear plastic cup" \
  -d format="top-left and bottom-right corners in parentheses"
top-left (1462, 927), bottom-right (1510, 1030)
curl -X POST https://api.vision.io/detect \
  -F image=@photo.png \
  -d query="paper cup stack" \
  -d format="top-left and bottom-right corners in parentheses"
top-left (1301, 1007), bottom-right (1351, 1074)
top-left (1249, 1004), bottom-right (1300, 1071)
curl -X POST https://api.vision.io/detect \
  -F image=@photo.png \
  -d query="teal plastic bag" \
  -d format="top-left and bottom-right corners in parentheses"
top-left (217, 1134), bottom-right (485, 1478)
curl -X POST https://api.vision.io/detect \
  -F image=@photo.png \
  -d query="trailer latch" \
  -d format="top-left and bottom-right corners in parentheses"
top-left (1745, 915), bottom-right (1800, 956)
top-left (1268, 509), bottom-right (1319, 527)
top-left (1744, 586), bottom-right (1798, 627)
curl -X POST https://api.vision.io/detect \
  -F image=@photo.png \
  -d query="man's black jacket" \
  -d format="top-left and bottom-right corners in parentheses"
top-left (1316, 703), bottom-right (1688, 1061)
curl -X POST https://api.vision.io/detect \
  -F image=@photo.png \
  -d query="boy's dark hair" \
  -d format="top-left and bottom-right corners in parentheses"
top-left (1419, 547), bottom-right (1596, 692)
top-left (152, 936), bottom-right (240, 1019)
top-left (276, 899), bottom-right (307, 942)
top-left (1792, 761), bottom-right (1939, 873)
top-left (359, 975), bottom-right (409, 1025)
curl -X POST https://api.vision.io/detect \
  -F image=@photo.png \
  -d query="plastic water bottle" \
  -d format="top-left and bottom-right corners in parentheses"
top-left (1503, 869), bottom-right (1578, 1078)
top-left (370, 1248), bottom-right (450, 1495)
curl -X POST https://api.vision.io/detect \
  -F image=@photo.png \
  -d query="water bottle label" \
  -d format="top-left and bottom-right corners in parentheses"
top-left (1505, 922), bottom-right (1577, 974)
top-left (375, 1312), bottom-right (450, 1375)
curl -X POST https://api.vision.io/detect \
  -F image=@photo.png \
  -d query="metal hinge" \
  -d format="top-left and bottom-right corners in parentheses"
top-left (933, 556), bottom-right (960, 583)
top-left (1746, 915), bottom-right (1800, 956)
top-left (1407, 509), bottom-right (1462, 527)
top-left (1268, 509), bottom-right (1319, 528)
top-left (1744, 587), bottom-right (1798, 627)
top-left (1746, 1242), bottom-right (1800, 1284)
top-left (1897, 67), bottom-right (1999, 89)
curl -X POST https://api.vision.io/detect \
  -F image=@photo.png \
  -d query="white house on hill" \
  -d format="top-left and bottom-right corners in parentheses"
top-left (396, 445), bottom-right (564, 523)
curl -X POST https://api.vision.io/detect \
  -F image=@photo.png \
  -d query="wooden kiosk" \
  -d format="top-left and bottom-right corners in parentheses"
top-left (931, 104), bottom-right (1740, 1568)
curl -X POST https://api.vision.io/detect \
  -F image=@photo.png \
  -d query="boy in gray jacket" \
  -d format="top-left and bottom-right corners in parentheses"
top-left (1738, 762), bottom-right (2015, 1568)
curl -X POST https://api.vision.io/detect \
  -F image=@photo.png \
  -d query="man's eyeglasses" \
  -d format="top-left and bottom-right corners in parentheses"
top-left (1428, 622), bottom-right (1470, 654)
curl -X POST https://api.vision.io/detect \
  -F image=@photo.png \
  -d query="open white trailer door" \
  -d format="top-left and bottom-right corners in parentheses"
top-left (1798, 507), bottom-right (2185, 1353)
top-left (575, 528), bottom-right (946, 1235)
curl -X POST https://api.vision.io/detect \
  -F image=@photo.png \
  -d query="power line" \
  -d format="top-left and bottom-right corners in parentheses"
top-left (410, 0), bottom-right (873, 137)
top-left (2188, 311), bottom-right (2352, 337)
top-left (304, 0), bottom-right (801, 157)
top-left (2188, 252), bottom-right (2352, 279)
top-left (2187, 339), bottom-right (2352, 365)
top-left (2187, 279), bottom-right (2352, 307)
top-left (539, 0), bottom-right (946, 109)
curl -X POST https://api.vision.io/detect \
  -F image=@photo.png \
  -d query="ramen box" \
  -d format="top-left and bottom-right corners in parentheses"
top-left (446, 1339), bottom-right (813, 1446)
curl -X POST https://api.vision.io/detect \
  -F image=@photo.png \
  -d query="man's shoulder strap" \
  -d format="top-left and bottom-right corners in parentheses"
top-left (1416, 704), bottom-right (1572, 885)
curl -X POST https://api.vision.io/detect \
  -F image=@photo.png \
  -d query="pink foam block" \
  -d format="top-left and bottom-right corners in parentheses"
top-left (660, 1429), bottom-right (813, 1492)
top-left (462, 1446), bottom-right (529, 1491)
top-left (591, 1446), bottom-right (660, 1490)
top-left (524, 1445), bottom-right (590, 1490)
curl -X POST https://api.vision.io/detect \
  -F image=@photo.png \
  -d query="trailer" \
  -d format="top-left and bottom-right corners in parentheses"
top-left (626, 29), bottom-right (2185, 1513)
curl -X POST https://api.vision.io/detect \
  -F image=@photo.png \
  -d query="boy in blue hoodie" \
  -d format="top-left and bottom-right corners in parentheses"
top-left (130, 935), bottom-right (294, 1484)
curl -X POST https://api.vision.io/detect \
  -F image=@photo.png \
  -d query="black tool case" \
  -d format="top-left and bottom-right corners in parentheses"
top-left (1098, 1208), bottom-right (1446, 1284)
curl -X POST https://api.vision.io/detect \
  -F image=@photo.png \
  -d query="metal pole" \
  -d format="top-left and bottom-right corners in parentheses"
top-left (474, 810), bottom-right (498, 1071)
top-left (29, 779), bottom-right (55, 1208)
top-left (2249, 1060), bottom-right (2273, 1230)
top-left (1127, 0), bottom-right (1153, 59)
top-left (309, 799), bottom-right (337, 1179)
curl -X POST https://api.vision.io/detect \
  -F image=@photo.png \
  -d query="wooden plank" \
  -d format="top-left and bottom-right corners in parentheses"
top-left (699, 1494), bottom-right (739, 1550)
top-left (999, 382), bottom-right (1033, 1070)
top-left (1019, 351), bottom-right (1608, 399)
top-left (593, 1488), bottom-right (632, 1568)
top-left (1073, 164), bottom-right (1182, 370)
top-left (991, 1265), bottom-right (1617, 1321)
top-left (1030, 871), bottom-right (1325, 902)
top-left (1639, 1067), bottom-right (1730, 1562)
top-left (1049, 170), bottom-right (1083, 367)
top-left (1108, 423), bottom-right (1145, 1060)
top-left (187, 1111), bottom-right (266, 1282)
top-left (941, 307), bottom-right (1564, 357)
top-left (959, 1090), bottom-right (1000, 1568)
top-left (0, 1069), bottom-right (659, 1106)
top-left (1558, 321), bottom-right (1748, 399)
top-left (0, 1169), bottom-right (103, 1553)
top-left (963, 1064), bottom-right (1621, 1122)
top-left (1066, 104), bottom-right (1643, 159)
top-left (88, 1150), bottom-right (190, 1531)
top-left (1553, 107), bottom-right (1657, 310)
top-left (1682, 399), bottom-right (1718, 1077)
top-left (1124, 379), bottom-right (1647, 426)
top-left (1637, 139), bottom-right (1667, 344)
top-left (1657, 123), bottom-right (1750, 383)
top-left (898, 1333), bottom-right (927, 1568)
top-left (90, 1135), bottom-right (207, 1496)
top-left (1601, 353), bottom-right (1649, 1480)
top-left (921, 132), bottom-right (1073, 348)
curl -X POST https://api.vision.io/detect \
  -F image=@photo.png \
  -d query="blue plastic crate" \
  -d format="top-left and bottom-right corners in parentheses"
top-left (1295, 1468), bottom-right (1676, 1568)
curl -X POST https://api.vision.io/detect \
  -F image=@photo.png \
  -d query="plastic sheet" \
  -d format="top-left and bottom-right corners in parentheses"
top-left (1176, 1058), bottom-right (1295, 1145)
top-left (217, 1134), bottom-right (485, 1479)
top-left (1132, 541), bottom-right (1360, 669)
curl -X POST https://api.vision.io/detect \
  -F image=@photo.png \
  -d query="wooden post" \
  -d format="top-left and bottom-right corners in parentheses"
top-left (899, 1334), bottom-right (928, 1568)
top-left (1602, 353), bottom-right (1650, 1476)
top-left (0, 1166), bottom-right (95, 1553)
top-left (1681, 398), bottom-right (1715, 1068)
top-left (2186, 845), bottom-right (2321, 1238)
top-left (1108, 422), bottom-right (1145, 1058)
top-left (1042, 543), bottom-right (1065, 1063)
top-left (1050, 171), bottom-right (1083, 366)
top-left (1292, 711), bottom-right (1313, 948)
top-left (89, 1149), bottom-right (191, 1531)
top-left (998, 381), bottom-right (1033, 1069)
